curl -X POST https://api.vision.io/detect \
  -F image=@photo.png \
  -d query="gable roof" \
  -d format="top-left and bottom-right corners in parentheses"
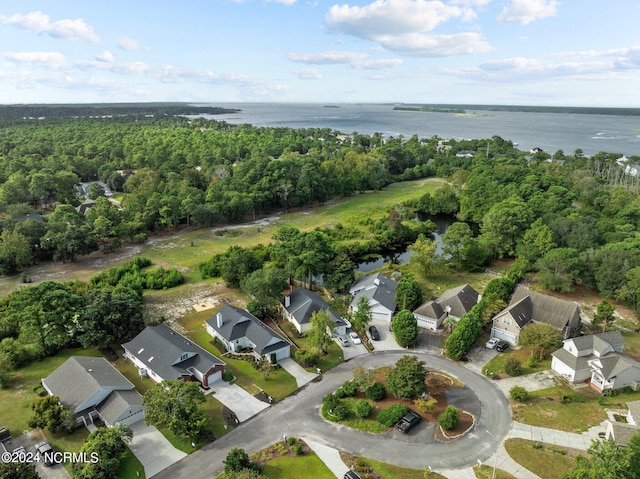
top-left (284, 288), bottom-right (345, 327)
top-left (568, 331), bottom-right (625, 355)
top-left (122, 324), bottom-right (225, 381)
top-left (413, 300), bottom-right (444, 319)
top-left (42, 356), bottom-right (134, 412)
top-left (350, 273), bottom-right (398, 312)
top-left (628, 400), bottom-right (640, 424)
top-left (499, 285), bottom-right (580, 330)
top-left (590, 353), bottom-right (640, 380)
top-left (414, 284), bottom-right (480, 319)
top-left (206, 304), bottom-right (289, 355)
top-left (96, 390), bottom-right (143, 426)
top-left (552, 347), bottom-right (591, 371)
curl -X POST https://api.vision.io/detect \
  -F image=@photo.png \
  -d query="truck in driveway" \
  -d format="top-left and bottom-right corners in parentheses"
top-left (395, 411), bottom-right (422, 433)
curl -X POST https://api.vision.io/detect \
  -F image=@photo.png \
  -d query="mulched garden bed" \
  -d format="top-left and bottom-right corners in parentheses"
top-left (251, 437), bottom-right (312, 468)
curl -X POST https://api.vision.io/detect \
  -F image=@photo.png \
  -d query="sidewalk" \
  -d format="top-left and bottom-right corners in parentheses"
top-left (303, 436), bottom-right (350, 478)
top-left (509, 421), bottom-right (602, 450)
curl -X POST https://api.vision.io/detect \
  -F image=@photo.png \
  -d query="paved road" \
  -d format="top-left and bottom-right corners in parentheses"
top-left (154, 350), bottom-right (510, 478)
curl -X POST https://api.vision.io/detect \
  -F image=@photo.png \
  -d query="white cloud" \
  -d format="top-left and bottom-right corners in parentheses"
top-left (0, 11), bottom-right (101, 43)
top-left (96, 51), bottom-right (114, 63)
top-left (497, 0), bottom-right (558, 25)
top-left (288, 50), bottom-right (367, 64)
top-left (477, 56), bottom-right (613, 81)
top-left (379, 32), bottom-right (492, 56)
top-left (326, 0), bottom-right (467, 39)
top-left (356, 58), bottom-right (404, 69)
top-left (268, 0), bottom-right (298, 4)
top-left (117, 37), bottom-right (150, 51)
top-left (4, 51), bottom-right (68, 70)
top-left (293, 68), bottom-right (323, 79)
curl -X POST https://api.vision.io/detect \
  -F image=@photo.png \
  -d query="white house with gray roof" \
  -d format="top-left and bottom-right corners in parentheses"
top-left (205, 304), bottom-right (290, 363)
top-left (551, 330), bottom-right (640, 392)
top-left (42, 356), bottom-right (144, 428)
top-left (349, 273), bottom-right (398, 322)
top-left (413, 284), bottom-right (480, 330)
top-left (283, 288), bottom-right (348, 335)
top-left (122, 324), bottom-right (225, 389)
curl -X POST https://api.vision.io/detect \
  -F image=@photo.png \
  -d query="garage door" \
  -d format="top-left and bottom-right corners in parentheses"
top-left (371, 311), bottom-right (390, 321)
top-left (492, 327), bottom-right (517, 345)
top-left (118, 408), bottom-right (146, 426)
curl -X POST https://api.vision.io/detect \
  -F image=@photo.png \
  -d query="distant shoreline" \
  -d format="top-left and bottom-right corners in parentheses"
top-left (391, 103), bottom-right (640, 117)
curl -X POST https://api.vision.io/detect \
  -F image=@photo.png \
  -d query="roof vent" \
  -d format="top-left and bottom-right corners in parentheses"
top-left (137, 348), bottom-right (144, 354)
top-left (87, 369), bottom-right (93, 372)
top-left (148, 356), bottom-right (154, 362)
top-left (216, 312), bottom-right (223, 328)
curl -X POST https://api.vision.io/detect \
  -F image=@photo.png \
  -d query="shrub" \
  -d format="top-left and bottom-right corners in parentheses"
top-left (293, 443), bottom-right (303, 455)
top-left (377, 404), bottom-right (410, 427)
top-left (354, 400), bottom-right (373, 418)
top-left (510, 386), bottom-right (529, 402)
top-left (332, 404), bottom-right (350, 421)
top-left (504, 356), bottom-right (523, 376)
top-left (414, 397), bottom-right (438, 412)
top-left (287, 437), bottom-right (296, 446)
top-left (295, 347), bottom-right (321, 367)
top-left (322, 393), bottom-right (340, 411)
top-left (365, 383), bottom-right (386, 401)
top-left (438, 406), bottom-right (460, 431)
top-left (336, 380), bottom-right (357, 398)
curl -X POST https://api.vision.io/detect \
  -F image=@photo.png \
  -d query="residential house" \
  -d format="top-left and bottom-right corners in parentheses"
top-left (413, 284), bottom-right (480, 330)
top-left (349, 273), bottom-right (398, 322)
top-left (551, 331), bottom-right (625, 384)
top-left (205, 304), bottom-right (290, 363)
top-left (491, 285), bottom-right (581, 345)
top-left (122, 323), bottom-right (225, 389)
top-left (605, 400), bottom-right (640, 446)
top-left (283, 287), bottom-right (348, 335)
top-left (42, 356), bottom-right (144, 428)
top-left (455, 150), bottom-right (477, 158)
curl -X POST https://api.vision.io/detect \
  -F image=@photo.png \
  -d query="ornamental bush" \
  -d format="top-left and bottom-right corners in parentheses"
top-left (505, 356), bottom-right (523, 376)
top-left (510, 386), bottom-right (529, 402)
top-left (354, 400), bottom-right (373, 418)
top-left (377, 404), bottom-right (410, 427)
top-left (365, 383), bottom-right (386, 401)
top-left (438, 406), bottom-right (460, 431)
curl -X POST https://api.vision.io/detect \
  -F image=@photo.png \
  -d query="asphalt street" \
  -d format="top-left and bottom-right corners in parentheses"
top-left (154, 350), bottom-right (511, 478)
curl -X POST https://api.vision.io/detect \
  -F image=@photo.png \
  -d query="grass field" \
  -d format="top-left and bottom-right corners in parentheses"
top-left (262, 453), bottom-right (335, 479)
top-left (472, 464), bottom-right (516, 479)
top-left (504, 438), bottom-right (586, 479)
top-left (482, 348), bottom-right (552, 377)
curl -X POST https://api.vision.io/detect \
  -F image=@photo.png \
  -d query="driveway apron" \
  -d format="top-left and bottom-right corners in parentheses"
top-left (278, 357), bottom-right (318, 387)
top-left (210, 380), bottom-right (270, 422)
top-left (128, 420), bottom-right (187, 478)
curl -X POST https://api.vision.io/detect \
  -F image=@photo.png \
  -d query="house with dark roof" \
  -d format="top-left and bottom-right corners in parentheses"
top-left (349, 273), bottom-right (398, 322)
top-left (122, 324), bottom-right (225, 389)
top-left (42, 356), bottom-right (144, 428)
top-left (205, 304), bottom-right (290, 363)
top-left (282, 288), bottom-right (348, 335)
top-left (551, 331), bottom-right (625, 384)
top-left (413, 284), bottom-right (480, 330)
top-left (491, 285), bottom-right (581, 345)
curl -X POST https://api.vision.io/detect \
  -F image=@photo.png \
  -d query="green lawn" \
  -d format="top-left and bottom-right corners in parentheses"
top-left (262, 453), bottom-right (335, 479)
top-left (473, 465), bottom-right (516, 479)
top-left (510, 386), bottom-right (611, 432)
top-left (118, 449), bottom-right (146, 479)
top-left (0, 348), bottom-right (103, 435)
top-left (504, 438), bottom-right (586, 479)
top-left (363, 457), bottom-right (444, 479)
top-left (482, 348), bottom-right (552, 378)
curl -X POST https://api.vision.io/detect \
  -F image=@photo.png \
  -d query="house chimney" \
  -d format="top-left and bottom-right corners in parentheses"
top-left (216, 312), bottom-right (223, 328)
top-left (285, 295), bottom-right (291, 308)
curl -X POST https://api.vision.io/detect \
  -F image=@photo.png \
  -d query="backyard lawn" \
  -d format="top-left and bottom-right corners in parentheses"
top-left (262, 453), bottom-right (335, 479)
top-left (482, 348), bottom-right (552, 378)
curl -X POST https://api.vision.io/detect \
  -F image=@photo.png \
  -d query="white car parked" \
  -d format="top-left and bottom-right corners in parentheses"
top-left (486, 337), bottom-right (500, 349)
top-left (349, 332), bottom-right (362, 344)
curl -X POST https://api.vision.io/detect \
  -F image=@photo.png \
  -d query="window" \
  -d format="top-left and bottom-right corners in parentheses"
top-left (180, 353), bottom-right (188, 361)
top-left (503, 318), bottom-right (512, 326)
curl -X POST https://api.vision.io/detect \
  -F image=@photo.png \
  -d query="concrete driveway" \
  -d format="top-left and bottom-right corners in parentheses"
top-left (279, 357), bottom-right (318, 387)
top-left (128, 421), bottom-right (186, 478)
top-left (210, 381), bottom-right (270, 422)
top-left (367, 319), bottom-right (403, 352)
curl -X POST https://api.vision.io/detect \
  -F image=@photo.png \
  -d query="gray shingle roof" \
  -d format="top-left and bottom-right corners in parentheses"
top-left (42, 356), bottom-right (134, 412)
top-left (508, 285), bottom-right (580, 330)
top-left (284, 288), bottom-right (345, 326)
top-left (592, 353), bottom-right (640, 380)
top-left (206, 304), bottom-right (289, 355)
top-left (122, 324), bottom-right (225, 381)
top-left (349, 273), bottom-right (398, 312)
top-left (414, 284), bottom-right (479, 319)
top-left (569, 331), bottom-right (625, 355)
top-left (609, 422), bottom-right (639, 446)
top-left (96, 390), bottom-right (143, 426)
top-left (551, 347), bottom-right (591, 372)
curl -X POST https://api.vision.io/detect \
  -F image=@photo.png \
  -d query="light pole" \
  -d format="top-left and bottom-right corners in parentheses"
top-left (486, 430), bottom-right (498, 479)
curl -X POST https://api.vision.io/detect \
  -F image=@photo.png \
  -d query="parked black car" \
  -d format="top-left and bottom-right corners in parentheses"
top-left (368, 325), bottom-right (380, 341)
top-left (344, 471), bottom-right (362, 479)
top-left (495, 340), bottom-right (510, 352)
top-left (395, 411), bottom-right (422, 433)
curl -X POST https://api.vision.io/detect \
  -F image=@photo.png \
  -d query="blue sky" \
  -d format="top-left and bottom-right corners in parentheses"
top-left (1, 0), bottom-right (639, 106)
